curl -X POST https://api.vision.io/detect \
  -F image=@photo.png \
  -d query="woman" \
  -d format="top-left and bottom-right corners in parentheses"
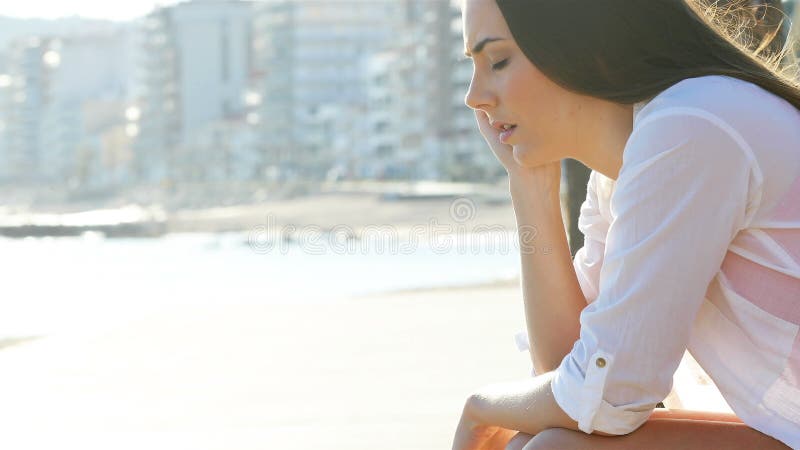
top-left (453, 0), bottom-right (800, 449)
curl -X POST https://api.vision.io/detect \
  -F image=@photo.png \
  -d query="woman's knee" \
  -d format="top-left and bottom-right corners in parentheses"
top-left (521, 428), bottom-right (577, 450)
top-left (505, 431), bottom-right (535, 450)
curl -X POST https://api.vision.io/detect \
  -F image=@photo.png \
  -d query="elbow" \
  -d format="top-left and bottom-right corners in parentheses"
top-left (532, 354), bottom-right (568, 375)
top-left (462, 392), bottom-right (490, 424)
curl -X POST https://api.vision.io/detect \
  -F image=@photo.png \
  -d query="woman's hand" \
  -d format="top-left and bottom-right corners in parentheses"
top-left (452, 400), bottom-right (518, 450)
top-left (451, 375), bottom-right (580, 449)
top-left (474, 109), bottom-right (561, 192)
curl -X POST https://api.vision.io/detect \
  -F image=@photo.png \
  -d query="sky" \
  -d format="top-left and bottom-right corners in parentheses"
top-left (1, 0), bottom-right (183, 21)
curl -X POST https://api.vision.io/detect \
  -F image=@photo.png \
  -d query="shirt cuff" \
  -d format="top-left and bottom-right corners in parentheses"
top-left (551, 350), bottom-right (654, 435)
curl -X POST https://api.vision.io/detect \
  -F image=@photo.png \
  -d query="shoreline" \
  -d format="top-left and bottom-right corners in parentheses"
top-left (0, 191), bottom-right (522, 237)
top-left (350, 276), bottom-right (521, 299)
top-left (167, 191), bottom-right (519, 234)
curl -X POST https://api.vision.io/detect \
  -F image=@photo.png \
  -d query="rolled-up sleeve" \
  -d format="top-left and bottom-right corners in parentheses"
top-left (551, 108), bottom-right (762, 435)
top-left (516, 170), bottom-right (611, 377)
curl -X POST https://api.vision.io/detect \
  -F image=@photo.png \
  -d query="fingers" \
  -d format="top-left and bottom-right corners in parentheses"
top-left (474, 109), bottom-right (497, 137)
top-left (474, 109), bottom-right (507, 151)
top-left (473, 108), bottom-right (517, 174)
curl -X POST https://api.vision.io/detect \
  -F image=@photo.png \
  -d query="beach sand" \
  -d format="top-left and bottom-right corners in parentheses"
top-left (0, 281), bottom-right (528, 449)
top-left (0, 281), bottom-right (729, 449)
top-left (167, 192), bottom-right (519, 235)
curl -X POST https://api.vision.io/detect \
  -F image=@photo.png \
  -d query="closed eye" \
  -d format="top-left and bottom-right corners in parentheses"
top-left (492, 59), bottom-right (509, 71)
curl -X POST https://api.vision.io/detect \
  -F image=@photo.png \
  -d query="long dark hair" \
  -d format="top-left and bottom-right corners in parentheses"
top-left (495, 0), bottom-right (800, 110)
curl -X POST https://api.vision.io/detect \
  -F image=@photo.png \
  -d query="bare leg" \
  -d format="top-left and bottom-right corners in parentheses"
top-left (505, 431), bottom-right (535, 450)
top-left (502, 410), bottom-right (790, 450)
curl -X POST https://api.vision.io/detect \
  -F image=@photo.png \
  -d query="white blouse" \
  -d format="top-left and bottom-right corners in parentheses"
top-left (514, 75), bottom-right (800, 448)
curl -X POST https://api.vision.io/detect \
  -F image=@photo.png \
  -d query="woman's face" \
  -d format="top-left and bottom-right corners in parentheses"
top-left (462, 0), bottom-right (584, 167)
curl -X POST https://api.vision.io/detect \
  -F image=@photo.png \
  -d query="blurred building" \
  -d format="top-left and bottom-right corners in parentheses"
top-left (0, 72), bottom-right (12, 182)
top-left (134, 0), bottom-right (254, 184)
top-left (79, 99), bottom-right (136, 189)
top-left (362, 4), bottom-right (443, 181)
top-left (439, 1), bottom-right (502, 182)
top-left (2, 38), bottom-right (48, 183)
top-left (0, 30), bottom-right (132, 186)
top-left (41, 32), bottom-right (133, 188)
top-left (363, 51), bottom-right (410, 179)
top-left (175, 117), bottom-right (258, 182)
top-left (361, 0), bottom-right (499, 182)
top-left (252, 0), bottom-right (498, 183)
top-left (251, 0), bottom-right (404, 181)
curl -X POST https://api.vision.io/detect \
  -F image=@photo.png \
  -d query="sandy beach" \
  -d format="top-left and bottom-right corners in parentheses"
top-left (167, 191), bottom-right (520, 235)
top-left (0, 281), bottom-right (529, 449)
top-left (0, 277), bottom-right (731, 450)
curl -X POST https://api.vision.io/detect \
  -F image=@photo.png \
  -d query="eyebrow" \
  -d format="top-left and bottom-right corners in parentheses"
top-left (464, 37), bottom-right (506, 58)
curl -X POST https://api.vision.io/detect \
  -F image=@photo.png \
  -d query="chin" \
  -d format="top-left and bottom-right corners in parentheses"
top-left (512, 145), bottom-right (542, 167)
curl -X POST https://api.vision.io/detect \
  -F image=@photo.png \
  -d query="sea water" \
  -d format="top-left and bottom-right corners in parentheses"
top-left (0, 230), bottom-right (521, 338)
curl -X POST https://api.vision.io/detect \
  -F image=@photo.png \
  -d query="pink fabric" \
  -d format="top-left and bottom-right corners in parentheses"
top-left (765, 228), bottom-right (800, 266)
top-left (784, 332), bottom-right (800, 386)
top-left (769, 175), bottom-right (800, 223)
top-left (721, 251), bottom-right (800, 325)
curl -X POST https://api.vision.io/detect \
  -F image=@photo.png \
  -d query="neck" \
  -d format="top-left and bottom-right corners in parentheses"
top-left (571, 101), bottom-right (634, 181)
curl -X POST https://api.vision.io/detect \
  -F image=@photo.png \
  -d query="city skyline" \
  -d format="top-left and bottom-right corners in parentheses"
top-left (1, 0), bottom-right (182, 21)
top-left (0, 0), bottom-right (491, 193)
top-left (0, 0), bottom-right (796, 200)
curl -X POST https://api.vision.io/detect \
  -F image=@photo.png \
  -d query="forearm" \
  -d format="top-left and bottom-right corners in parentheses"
top-left (452, 373), bottom-right (614, 450)
top-left (510, 178), bottom-right (587, 374)
top-left (464, 372), bottom-right (582, 436)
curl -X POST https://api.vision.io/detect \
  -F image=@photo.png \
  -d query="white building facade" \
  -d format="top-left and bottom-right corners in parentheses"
top-left (361, 0), bottom-right (499, 182)
top-left (252, 0), bottom-right (404, 181)
top-left (134, 0), bottom-right (254, 184)
top-left (0, 30), bottom-right (133, 186)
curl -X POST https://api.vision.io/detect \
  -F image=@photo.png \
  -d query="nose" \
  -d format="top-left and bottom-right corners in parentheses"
top-left (464, 71), bottom-right (496, 111)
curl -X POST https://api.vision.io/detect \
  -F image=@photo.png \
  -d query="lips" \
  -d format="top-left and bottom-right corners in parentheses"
top-left (490, 120), bottom-right (517, 131)
top-left (488, 119), bottom-right (517, 143)
top-left (499, 125), bottom-right (516, 143)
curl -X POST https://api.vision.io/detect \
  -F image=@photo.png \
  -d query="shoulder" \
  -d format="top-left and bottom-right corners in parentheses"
top-left (623, 76), bottom-right (770, 171)
top-left (635, 75), bottom-right (790, 124)
top-left (617, 76), bottom-right (779, 227)
top-left (634, 75), bottom-right (800, 150)
top-left (627, 75), bottom-right (800, 219)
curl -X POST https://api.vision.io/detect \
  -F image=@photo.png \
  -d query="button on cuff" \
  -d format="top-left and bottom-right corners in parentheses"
top-left (552, 350), bottom-right (615, 434)
top-left (596, 357), bottom-right (607, 368)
